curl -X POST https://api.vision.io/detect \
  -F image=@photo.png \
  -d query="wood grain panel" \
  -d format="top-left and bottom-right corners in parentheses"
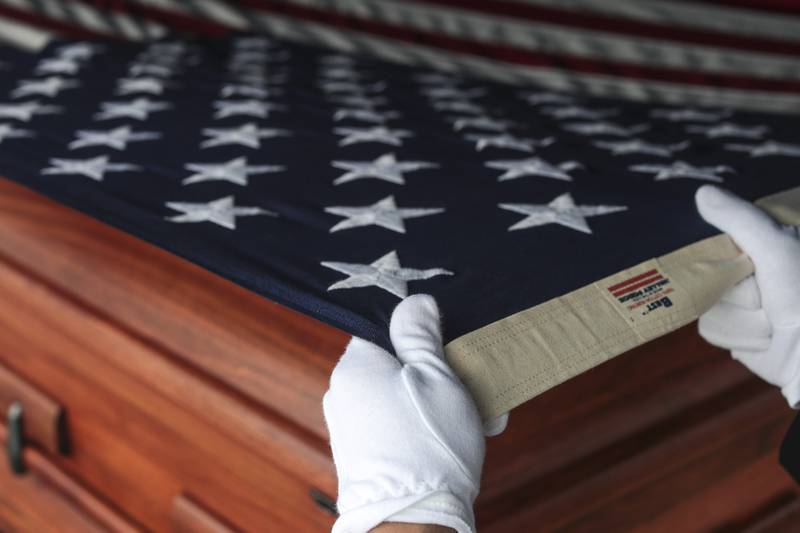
top-left (0, 424), bottom-right (136, 533)
top-left (478, 382), bottom-right (796, 531)
top-left (171, 493), bottom-right (238, 533)
top-left (480, 323), bottom-right (755, 502)
top-left (633, 455), bottom-right (798, 532)
top-left (742, 497), bottom-right (800, 532)
top-left (0, 254), bottom-right (336, 531)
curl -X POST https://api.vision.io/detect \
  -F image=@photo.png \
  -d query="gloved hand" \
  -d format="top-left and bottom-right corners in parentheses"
top-left (323, 294), bottom-right (506, 533)
top-left (695, 185), bottom-right (800, 408)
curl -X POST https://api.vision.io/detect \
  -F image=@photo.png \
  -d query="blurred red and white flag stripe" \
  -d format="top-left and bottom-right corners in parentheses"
top-left (4, 0), bottom-right (800, 112)
top-left (0, 0), bottom-right (167, 45)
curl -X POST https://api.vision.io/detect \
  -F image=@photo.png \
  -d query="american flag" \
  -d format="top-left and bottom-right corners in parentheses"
top-left (1, 33), bottom-right (798, 343)
top-left (1, 6), bottom-right (800, 415)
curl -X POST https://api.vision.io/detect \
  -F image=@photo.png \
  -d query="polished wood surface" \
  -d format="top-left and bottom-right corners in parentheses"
top-left (0, 255), bottom-right (336, 531)
top-left (171, 493), bottom-right (238, 533)
top-left (743, 498), bottom-right (800, 532)
top-left (0, 424), bottom-right (135, 533)
top-left (0, 175), bottom-right (797, 531)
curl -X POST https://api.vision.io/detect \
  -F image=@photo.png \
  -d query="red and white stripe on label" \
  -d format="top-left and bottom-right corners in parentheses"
top-left (607, 268), bottom-right (675, 318)
top-left (608, 269), bottom-right (665, 299)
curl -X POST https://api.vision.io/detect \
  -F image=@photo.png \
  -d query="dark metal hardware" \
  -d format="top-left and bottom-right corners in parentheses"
top-left (7, 401), bottom-right (25, 475)
top-left (56, 411), bottom-right (71, 456)
top-left (309, 488), bottom-right (338, 516)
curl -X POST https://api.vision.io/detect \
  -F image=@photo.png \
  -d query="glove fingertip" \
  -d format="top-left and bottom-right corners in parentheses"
top-left (695, 185), bottom-right (743, 229)
top-left (694, 185), bottom-right (787, 265)
top-left (391, 294), bottom-right (440, 330)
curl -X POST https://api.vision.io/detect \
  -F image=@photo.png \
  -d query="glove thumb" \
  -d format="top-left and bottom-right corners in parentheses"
top-left (390, 294), bottom-right (447, 366)
top-left (695, 185), bottom-right (785, 264)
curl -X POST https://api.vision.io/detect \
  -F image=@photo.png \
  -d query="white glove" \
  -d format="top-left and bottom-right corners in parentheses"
top-left (695, 185), bottom-right (800, 408)
top-left (323, 294), bottom-right (505, 533)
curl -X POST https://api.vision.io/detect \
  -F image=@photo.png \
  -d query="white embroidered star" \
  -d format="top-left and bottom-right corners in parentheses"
top-left (541, 106), bottom-right (618, 120)
top-left (201, 123), bottom-right (291, 149)
top-left (686, 122), bottom-right (769, 139)
top-left (213, 99), bottom-right (285, 119)
top-left (0, 101), bottom-right (62, 121)
top-left (423, 86), bottom-right (485, 100)
top-left (320, 67), bottom-right (365, 80)
top-left (231, 50), bottom-right (271, 63)
top-left (451, 116), bottom-right (514, 132)
top-left (467, 134), bottom-right (555, 152)
top-left (137, 50), bottom-right (182, 65)
top-left (259, 49), bottom-right (290, 62)
top-left (0, 123), bottom-right (34, 144)
top-left (333, 108), bottom-right (400, 123)
top-left (146, 42), bottom-right (190, 56)
top-left (147, 43), bottom-right (186, 57)
top-left (232, 72), bottom-right (288, 86)
top-left (220, 85), bottom-right (279, 98)
top-left (229, 65), bottom-right (269, 79)
top-left (129, 63), bottom-right (172, 77)
top-left (36, 58), bottom-right (81, 75)
top-left (651, 108), bottom-right (731, 122)
top-left (41, 155), bottom-right (140, 181)
top-left (230, 61), bottom-right (275, 74)
top-left (321, 250), bottom-right (453, 298)
top-left (94, 97), bottom-right (172, 121)
top-left (332, 153), bottom-right (437, 185)
top-left (415, 73), bottom-right (462, 85)
top-left (432, 100), bottom-right (484, 114)
top-left (563, 121), bottom-right (649, 137)
top-left (329, 95), bottom-right (388, 109)
top-left (325, 195), bottom-right (444, 233)
top-left (724, 141), bottom-right (800, 157)
top-left (137, 52), bottom-right (181, 68)
top-left (231, 56), bottom-right (266, 69)
top-left (486, 157), bottom-right (582, 182)
top-left (116, 77), bottom-right (170, 95)
top-left (334, 126), bottom-right (413, 147)
top-left (228, 61), bottom-right (269, 73)
top-left (165, 196), bottom-right (275, 230)
top-left (499, 193), bottom-right (627, 233)
top-left (182, 156), bottom-right (285, 186)
top-left (12, 77), bottom-right (79, 98)
top-left (69, 125), bottom-right (161, 150)
top-left (318, 60), bottom-right (351, 76)
top-left (319, 54), bottom-right (356, 67)
top-left (55, 43), bottom-right (103, 61)
top-left (593, 139), bottom-right (689, 157)
top-left (230, 67), bottom-right (270, 82)
top-left (630, 161), bottom-right (733, 182)
top-left (234, 36), bottom-right (274, 50)
top-left (519, 91), bottom-right (576, 106)
top-left (157, 41), bottom-right (187, 53)
top-left (319, 81), bottom-right (386, 94)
